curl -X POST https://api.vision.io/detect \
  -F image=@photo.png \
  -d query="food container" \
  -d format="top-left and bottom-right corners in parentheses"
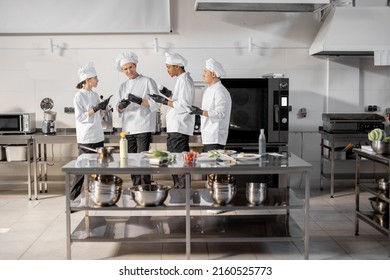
top-left (129, 184), bottom-right (171, 207)
top-left (369, 197), bottom-right (389, 215)
top-left (0, 146), bottom-right (5, 160)
top-left (5, 145), bottom-right (32, 162)
top-left (323, 148), bottom-right (346, 160)
top-left (89, 174), bottom-right (123, 206)
top-left (210, 182), bottom-right (236, 205)
top-left (371, 140), bottom-right (390, 155)
top-left (246, 182), bottom-right (267, 205)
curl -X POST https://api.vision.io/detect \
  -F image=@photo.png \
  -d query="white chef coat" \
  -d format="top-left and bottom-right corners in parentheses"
top-left (166, 72), bottom-right (195, 136)
top-left (118, 75), bottom-right (161, 135)
top-left (74, 89), bottom-right (105, 144)
top-left (200, 81), bottom-right (232, 145)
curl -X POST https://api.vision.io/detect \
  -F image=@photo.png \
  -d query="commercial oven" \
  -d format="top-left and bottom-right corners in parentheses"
top-left (221, 77), bottom-right (290, 187)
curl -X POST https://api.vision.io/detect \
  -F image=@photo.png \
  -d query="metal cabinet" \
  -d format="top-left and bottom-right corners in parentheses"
top-left (319, 131), bottom-right (378, 198)
top-left (0, 135), bottom-right (37, 200)
top-left (354, 148), bottom-right (390, 256)
top-left (62, 153), bottom-right (311, 260)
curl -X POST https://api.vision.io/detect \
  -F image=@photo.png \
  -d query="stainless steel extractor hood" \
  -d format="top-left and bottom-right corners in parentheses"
top-left (310, 6), bottom-right (390, 56)
top-left (194, 0), bottom-right (331, 12)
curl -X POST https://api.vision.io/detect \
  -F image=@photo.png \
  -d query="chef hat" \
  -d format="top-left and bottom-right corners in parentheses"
top-left (115, 51), bottom-right (139, 72)
top-left (205, 58), bottom-right (226, 78)
top-left (78, 62), bottom-right (97, 82)
top-left (165, 52), bottom-right (187, 67)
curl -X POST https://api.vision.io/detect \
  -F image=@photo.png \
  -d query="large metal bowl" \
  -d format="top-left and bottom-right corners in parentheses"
top-left (371, 140), bottom-right (390, 155)
top-left (210, 182), bottom-right (236, 205)
top-left (369, 197), bottom-right (389, 215)
top-left (129, 184), bottom-right (171, 207)
top-left (246, 182), bottom-right (267, 205)
top-left (89, 174), bottom-right (123, 206)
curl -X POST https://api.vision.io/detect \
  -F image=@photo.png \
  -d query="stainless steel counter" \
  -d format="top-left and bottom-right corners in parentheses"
top-left (62, 153), bottom-right (311, 260)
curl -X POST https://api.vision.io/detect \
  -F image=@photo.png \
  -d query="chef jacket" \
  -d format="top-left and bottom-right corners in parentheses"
top-left (74, 89), bottom-right (105, 144)
top-left (166, 72), bottom-right (195, 136)
top-left (200, 81), bottom-right (232, 145)
top-left (118, 75), bottom-right (161, 135)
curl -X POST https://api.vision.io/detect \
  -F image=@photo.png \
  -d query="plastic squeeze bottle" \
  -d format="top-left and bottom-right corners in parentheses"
top-left (258, 129), bottom-right (266, 156)
top-left (119, 132), bottom-right (128, 159)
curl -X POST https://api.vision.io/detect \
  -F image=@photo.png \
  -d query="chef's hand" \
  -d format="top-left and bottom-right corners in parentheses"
top-left (149, 94), bottom-right (168, 105)
top-left (92, 100), bottom-right (108, 112)
top-left (127, 93), bottom-right (142, 105)
top-left (158, 86), bottom-right (172, 98)
top-left (118, 99), bottom-right (131, 110)
top-left (188, 105), bottom-right (203, 115)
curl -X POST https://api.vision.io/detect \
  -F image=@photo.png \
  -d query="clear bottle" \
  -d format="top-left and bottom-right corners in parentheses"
top-left (258, 129), bottom-right (266, 156)
top-left (119, 132), bottom-right (128, 159)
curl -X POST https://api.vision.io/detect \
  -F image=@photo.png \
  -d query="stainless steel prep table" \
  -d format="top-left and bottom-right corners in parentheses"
top-left (0, 134), bottom-right (36, 199)
top-left (34, 131), bottom-right (202, 194)
top-left (353, 148), bottom-right (390, 256)
top-left (62, 152), bottom-right (312, 260)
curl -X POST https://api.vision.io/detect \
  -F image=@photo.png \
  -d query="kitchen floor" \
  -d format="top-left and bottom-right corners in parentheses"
top-left (0, 183), bottom-right (388, 260)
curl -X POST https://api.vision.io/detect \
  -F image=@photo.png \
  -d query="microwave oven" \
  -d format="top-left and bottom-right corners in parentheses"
top-left (0, 113), bottom-right (36, 134)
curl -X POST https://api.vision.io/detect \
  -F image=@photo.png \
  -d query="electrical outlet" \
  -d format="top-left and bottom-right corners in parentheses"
top-left (64, 107), bottom-right (75, 113)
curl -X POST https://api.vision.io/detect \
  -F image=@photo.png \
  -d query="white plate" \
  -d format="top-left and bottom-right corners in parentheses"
top-left (196, 155), bottom-right (217, 162)
top-left (231, 153), bottom-right (260, 161)
top-left (209, 149), bottom-right (237, 155)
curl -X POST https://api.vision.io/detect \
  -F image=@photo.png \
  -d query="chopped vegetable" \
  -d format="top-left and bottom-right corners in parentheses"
top-left (152, 150), bottom-right (169, 158)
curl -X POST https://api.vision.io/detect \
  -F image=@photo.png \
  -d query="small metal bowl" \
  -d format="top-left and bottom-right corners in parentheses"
top-left (246, 182), bottom-right (267, 205)
top-left (89, 174), bottom-right (123, 206)
top-left (129, 184), bottom-right (171, 207)
top-left (371, 140), bottom-right (390, 155)
top-left (377, 178), bottom-right (390, 192)
top-left (210, 182), bottom-right (236, 205)
top-left (369, 197), bottom-right (389, 215)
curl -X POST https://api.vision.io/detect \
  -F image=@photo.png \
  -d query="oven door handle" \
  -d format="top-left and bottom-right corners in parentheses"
top-left (274, 104), bottom-right (280, 123)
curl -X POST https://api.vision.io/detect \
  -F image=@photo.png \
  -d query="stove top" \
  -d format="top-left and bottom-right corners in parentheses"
top-left (322, 113), bottom-right (385, 133)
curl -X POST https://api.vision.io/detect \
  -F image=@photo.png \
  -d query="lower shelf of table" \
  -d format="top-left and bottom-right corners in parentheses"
top-left (70, 215), bottom-right (303, 243)
top-left (356, 210), bottom-right (389, 235)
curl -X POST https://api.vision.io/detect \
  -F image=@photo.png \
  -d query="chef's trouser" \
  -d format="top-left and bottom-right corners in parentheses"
top-left (167, 132), bottom-right (190, 189)
top-left (126, 133), bottom-right (152, 186)
top-left (203, 144), bottom-right (225, 152)
top-left (70, 141), bottom-right (105, 201)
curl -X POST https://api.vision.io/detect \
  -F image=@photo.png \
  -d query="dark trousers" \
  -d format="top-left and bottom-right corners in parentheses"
top-left (167, 132), bottom-right (189, 189)
top-left (127, 133), bottom-right (152, 186)
top-left (70, 141), bottom-right (105, 201)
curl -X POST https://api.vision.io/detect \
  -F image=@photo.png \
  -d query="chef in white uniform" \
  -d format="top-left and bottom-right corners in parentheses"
top-left (115, 51), bottom-right (160, 186)
top-left (71, 62), bottom-right (108, 200)
top-left (149, 52), bottom-right (195, 188)
top-left (188, 58), bottom-right (232, 152)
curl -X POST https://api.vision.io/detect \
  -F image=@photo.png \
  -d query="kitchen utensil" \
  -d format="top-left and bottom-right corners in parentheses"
top-left (207, 174), bottom-right (236, 189)
top-left (371, 140), bottom-right (390, 155)
top-left (89, 174), bottom-right (123, 206)
top-left (80, 145), bottom-right (115, 159)
top-left (40, 98), bottom-right (54, 111)
top-left (246, 182), bottom-right (267, 205)
top-left (369, 197), bottom-right (389, 215)
top-left (40, 98), bottom-right (57, 135)
top-left (377, 178), bottom-right (390, 192)
top-left (129, 184), bottom-right (171, 207)
top-left (210, 182), bottom-right (236, 205)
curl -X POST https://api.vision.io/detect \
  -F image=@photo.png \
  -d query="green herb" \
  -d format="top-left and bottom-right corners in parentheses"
top-left (152, 150), bottom-right (169, 158)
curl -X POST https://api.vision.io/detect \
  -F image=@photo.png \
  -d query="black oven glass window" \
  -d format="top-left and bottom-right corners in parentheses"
top-left (0, 116), bottom-right (19, 130)
top-left (228, 88), bottom-right (267, 143)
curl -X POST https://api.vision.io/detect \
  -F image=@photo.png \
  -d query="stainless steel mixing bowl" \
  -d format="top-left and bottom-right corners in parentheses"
top-left (369, 197), bottom-right (389, 215)
top-left (89, 174), bottom-right (123, 206)
top-left (246, 182), bottom-right (267, 205)
top-left (129, 184), bottom-right (171, 207)
top-left (210, 182), bottom-right (236, 205)
top-left (371, 140), bottom-right (390, 155)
